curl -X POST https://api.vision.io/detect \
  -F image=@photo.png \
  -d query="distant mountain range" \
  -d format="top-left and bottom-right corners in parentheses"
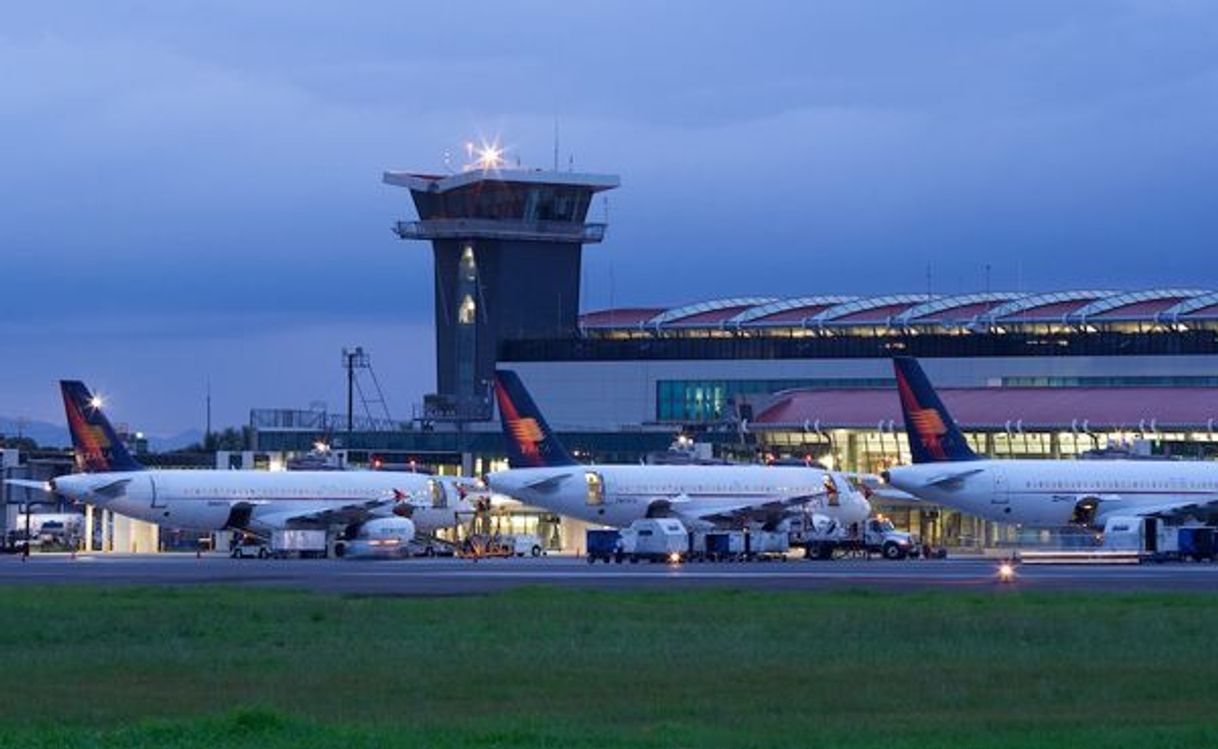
top-left (0, 417), bottom-right (70, 449)
top-left (0, 417), bottom-right (206, 452)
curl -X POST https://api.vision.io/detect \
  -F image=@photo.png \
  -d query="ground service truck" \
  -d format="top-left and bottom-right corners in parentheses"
top-left (791, 517), bottom-right (919, 560)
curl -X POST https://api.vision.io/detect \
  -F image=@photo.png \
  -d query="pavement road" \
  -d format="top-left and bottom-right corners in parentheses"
top-left (1, 553), bottom-right (1217, 595)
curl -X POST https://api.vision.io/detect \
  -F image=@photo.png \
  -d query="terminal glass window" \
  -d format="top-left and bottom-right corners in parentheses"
top-left (585, 472), bottom-right (604, 507)
top-left (1003, 375), bottom-right (1218, 387)
top-left (656, 378), bottom-right (893, 422)
top-left (459, 246), bottom-right (478, 281)
top-left (458, 294), bottom-right (477, 325)
top-left (439, 184), bottom-right (592, 222)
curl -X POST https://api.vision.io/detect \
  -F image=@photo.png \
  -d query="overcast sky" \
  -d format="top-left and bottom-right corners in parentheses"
top-left (2, 1), bottom-right (1217, 436)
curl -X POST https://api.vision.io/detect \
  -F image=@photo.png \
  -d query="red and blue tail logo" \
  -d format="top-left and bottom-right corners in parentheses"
top-left (493, 370), bottom-right (577, 469)
top-left (61, 381), bottom-right (144, 473)
top-left (892, 358), bottom-right (978, 464)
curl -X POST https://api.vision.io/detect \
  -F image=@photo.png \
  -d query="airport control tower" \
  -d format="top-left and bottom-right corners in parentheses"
top-left (385, 147), bottom-right (619, 422)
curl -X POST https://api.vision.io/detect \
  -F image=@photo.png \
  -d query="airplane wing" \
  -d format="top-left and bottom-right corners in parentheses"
top-left (1104, 497), bottom-right (1218, 524)
top-left (3, 479), bottom-right (51, 492)
top-left (90, 478), bottom-right (133, 498)
top-left (662, 492), bottom-right (829, 528)
top-left (4, 478), bottom-right (132, 498)
top-left (253, 497), bottom-right (399, 529)
top-left (867, 485), bottom-right (922, 502)
top-left (519, 473), bottom-right (575, 493)
top-left (920, 467), bottom-right (985, 488)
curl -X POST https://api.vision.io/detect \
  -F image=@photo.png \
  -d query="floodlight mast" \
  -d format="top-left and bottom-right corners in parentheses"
top-left (342, 347), bottom-right (369, 433)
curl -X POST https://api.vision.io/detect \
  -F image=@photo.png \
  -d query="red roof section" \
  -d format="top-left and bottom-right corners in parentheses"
top-left (1094, 298), bottom-right (1187, 319)
top-left (833, 303), bottom-right (918, 324)
top-left (753, 388), bottom-right (1218, 429)
top-left (996, 299), bottom-right (1096, 321)
top-left (749, 304), bottom-right (835, 324)
top-left (670, 305), bottom-right (756, 325)
top-left (580, 308), bottom-right (665, 327)
top-left (911, 301), bottom-right (1002, 322)
top-left (1184, 303), bottom-right (1218, 319)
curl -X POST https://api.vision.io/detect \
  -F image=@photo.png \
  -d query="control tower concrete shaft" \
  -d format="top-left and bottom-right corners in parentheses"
top-left (384, 167), bottom-right (619, 421)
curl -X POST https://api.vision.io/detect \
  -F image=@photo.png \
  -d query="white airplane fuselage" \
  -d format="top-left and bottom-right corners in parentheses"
top-left (488, 464), bottom-right (870, 529)
top-left (885, 459), bottom-right (1218, 528)
top-left (51, 469), bottom-right (466, 534)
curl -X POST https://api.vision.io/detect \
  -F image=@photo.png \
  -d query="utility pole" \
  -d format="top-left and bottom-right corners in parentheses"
top-left (344, 350), bottom-right (356, 433)
top-left (342, 347), bottom-right (371, 433)
top-left (205, 378), bottom-right (212, 446)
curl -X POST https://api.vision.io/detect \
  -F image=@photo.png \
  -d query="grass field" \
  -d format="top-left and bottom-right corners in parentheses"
top-left (0, 586), bottom-right (1216, 748)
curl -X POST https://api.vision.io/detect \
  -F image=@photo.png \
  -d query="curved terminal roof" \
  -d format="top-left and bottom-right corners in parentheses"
top-left (1161, 292), bottom-right (1218, 322)
top-left (580, 289), bottom-right (1218, 332)
top-left (976, 290), bottom-right (1114, 325)
top-left (728, 296), bottom-right (858, 327)
top-left (1067, 289), bottom-right (1209, 322)
top-left (645, 297), bottom-right (777, 327)
top-left (809, 294), bottom-right (932, 326)
top-left (893, 292), bottom-right (1024, 326)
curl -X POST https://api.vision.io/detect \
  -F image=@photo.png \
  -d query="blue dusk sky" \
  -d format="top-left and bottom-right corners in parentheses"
top-left (2, 1), bottom-right (1217, 436)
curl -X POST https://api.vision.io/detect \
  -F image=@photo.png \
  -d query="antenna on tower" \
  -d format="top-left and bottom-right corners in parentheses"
top-left (553, 118), bottom-right (560, 172)
top-left (205, 378), bottom-right (212, 443)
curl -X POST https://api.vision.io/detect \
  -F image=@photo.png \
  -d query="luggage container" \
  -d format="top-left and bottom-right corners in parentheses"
top-left (704, 531), bottom-right (745, 561)
top-left (619, 519), bottom-right (688, 563)
top-left (271, 529), bottom-right (328, 559)
top-left (586, 529), bottom-right (622, 564)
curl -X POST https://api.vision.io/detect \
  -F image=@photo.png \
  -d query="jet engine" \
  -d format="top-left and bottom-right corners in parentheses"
top-left (1070, 496), bottom-right (1102, 528)
top-left (336, 517), bottom-right (417, 559)
top-left (360, 517), bottom-right (417, 542)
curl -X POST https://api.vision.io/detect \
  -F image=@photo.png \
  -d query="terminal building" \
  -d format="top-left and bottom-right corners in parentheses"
top-left (243, 160), bottom-right (1218, 548)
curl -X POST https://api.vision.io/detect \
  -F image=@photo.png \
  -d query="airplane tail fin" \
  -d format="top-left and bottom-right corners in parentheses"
top-left (60, 381), bottom-right (144, 473)
top-left (492, 370), bottom-right (578, 469)
top-left (892, 358), bottom-right (978, 464)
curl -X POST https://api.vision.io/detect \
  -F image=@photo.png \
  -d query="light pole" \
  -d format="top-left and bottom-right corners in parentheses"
top-left (19, 497), bottom-right (52, 561)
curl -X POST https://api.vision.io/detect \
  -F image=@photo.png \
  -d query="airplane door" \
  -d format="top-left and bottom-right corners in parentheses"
top-left (428, 479), bottom-right (447, 509)
top-left (991, 470), bottom-right (1010, 506)
top-left (585, 472), bottom-right (605, 508)
top-left (148, 474), bottom-right (168, 509)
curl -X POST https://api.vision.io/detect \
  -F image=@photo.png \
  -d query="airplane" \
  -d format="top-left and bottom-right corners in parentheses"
top-left (5, 381), bottom-right (477, 552)
top-left (882, 357), bottom-right (1218, 529)
top-left (485, 370), bottom-right (871, 530)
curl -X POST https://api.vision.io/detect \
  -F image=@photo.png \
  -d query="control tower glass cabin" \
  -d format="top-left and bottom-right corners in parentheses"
top-left (384, 167), bottom-right (619, 421)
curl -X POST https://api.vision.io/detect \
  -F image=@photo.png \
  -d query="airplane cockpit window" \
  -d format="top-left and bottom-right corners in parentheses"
top-left (824, 475), bottom-right (840, 507)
